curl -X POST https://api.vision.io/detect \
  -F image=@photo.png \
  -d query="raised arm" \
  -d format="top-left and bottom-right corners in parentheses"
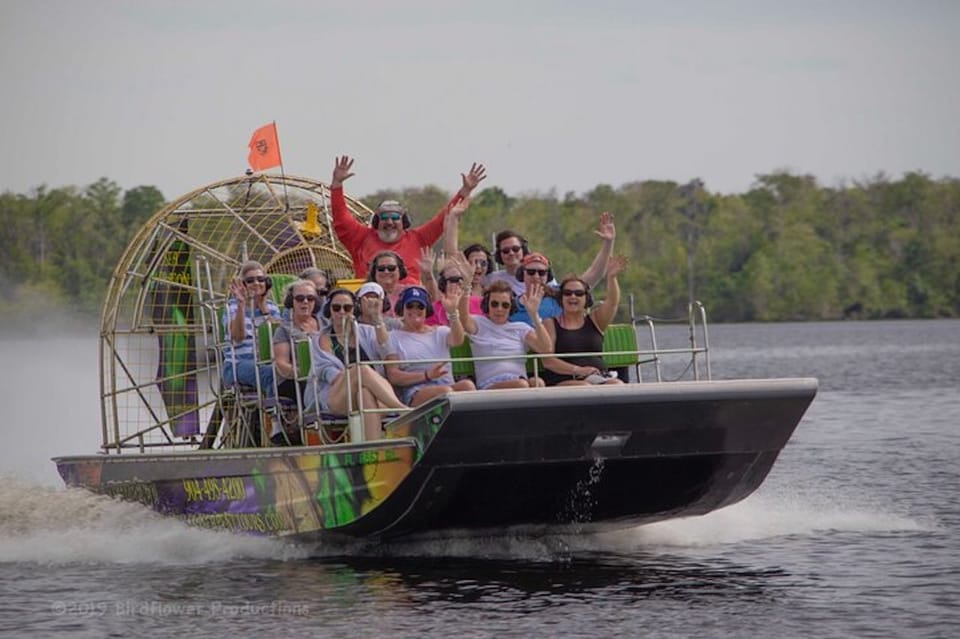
top-left (449, 253), bottom-right (478, 335)
top-left (458, 163), bottom-right (487, 201)
top-left (442, 197), bottom-right (470, 257)
top-left (330, 155), bottom-right (355, 189)
top-left (441, 286), bottom-right (466, 347)
top-left (522, 282), bottom-right (553, 353)
top-left (228, 278), bottom-right (249, 343)
top-left (329, 156), bottom-right (367, 250)
top-left (591, 255), bottom-right (627, 331)
top-left (579, 211), bottom-right (616, 288)
top-left (418, 247), bottom-right (440, 301)
top-left (412, 163), bottom-right (487, 245)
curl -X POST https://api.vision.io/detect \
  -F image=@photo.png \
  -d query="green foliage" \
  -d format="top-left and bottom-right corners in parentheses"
top-left (2, 170), bottom-right (959, 323)
top-left (0, 180), bottom-right (166, 318)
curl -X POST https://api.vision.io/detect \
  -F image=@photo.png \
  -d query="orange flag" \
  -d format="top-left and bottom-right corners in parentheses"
top-left (247, 122), bottom-right (282, 171)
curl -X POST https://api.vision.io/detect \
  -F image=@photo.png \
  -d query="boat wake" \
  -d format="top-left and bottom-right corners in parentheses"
top-left (0, 475), bottom-right (307, 565)
top-left (304, 485), bottom-right (933, 561)
top-left (596, 487), bottom-right (933, 550)
top-left (1, 473), bottom-right (930, 566)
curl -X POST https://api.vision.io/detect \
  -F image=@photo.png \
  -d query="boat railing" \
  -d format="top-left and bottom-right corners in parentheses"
top-left (628, 297), bottom-right (711, 382)
top-left (191, 290), bottom-right (712, 450)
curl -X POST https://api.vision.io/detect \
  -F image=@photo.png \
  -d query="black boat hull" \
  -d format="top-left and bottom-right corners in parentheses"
top-left (335, 378), bottom-right (817, 539)
top-left (55, 379), bottom-right (817, 541)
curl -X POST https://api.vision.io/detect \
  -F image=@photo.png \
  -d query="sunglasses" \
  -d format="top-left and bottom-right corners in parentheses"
top-left (243, 276), bottom-right (268, 284)
top-left (471, 259), bottom-right (489, 268)
top-left (405, 302), bottom-right (426, 311)
top-left (379, 212), bottom-right (402, 221)
top-left (562, 289), bottom-right (587, 297)
top-left (444, 275), bottom-right (464, 284)
top-left (376, 264), bottom-right (398, 273)
top-left (524, 268), bottom-right (548, 276)
top-left (488, 300), bottom-right (511, 309)
top-left (500, 245), bottom-right (523, 255)
top-left (330, 303), bottom-right (354, 313)
top-left (316, 289), bottom-right (330, 297)
top-left (294, 295), bottom-right (317, 303)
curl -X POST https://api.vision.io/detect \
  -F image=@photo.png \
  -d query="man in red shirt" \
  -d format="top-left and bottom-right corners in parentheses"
top-left (329, 156), bottom-right (486, 285)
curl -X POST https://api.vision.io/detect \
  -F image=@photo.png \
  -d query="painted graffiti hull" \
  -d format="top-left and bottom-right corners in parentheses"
top-left (54, 379), bottom-right (817, 542)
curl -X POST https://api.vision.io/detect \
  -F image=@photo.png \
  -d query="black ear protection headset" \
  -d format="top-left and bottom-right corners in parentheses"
top-left (370, 202), bottom-right (412, 230)
top-left (463, 243), bottom-right (494, 276)
top-left (494, 231), bottom-right (530, 265)
top-left (559, 278), bottom-right (594, 308)
top-left (282, 283), bottom-right (300, 309)
top-left (366, 251), bottom-right (409, 281)
top-left (240, 262), bottom-right (272, 291)
top-left (283, 282), bottom-right (321, 315)
top-left (437, 267), bottom-right (469, 294)
top-left (480, 283), bottom-right (519, 315)
top-left (322, 288), bottom-right (359, 319)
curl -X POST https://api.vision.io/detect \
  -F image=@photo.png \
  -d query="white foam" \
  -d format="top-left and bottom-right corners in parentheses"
top-left (0, 476), bottom-right (307, 565)
top-left (590, 489), bottom-right (932, 550)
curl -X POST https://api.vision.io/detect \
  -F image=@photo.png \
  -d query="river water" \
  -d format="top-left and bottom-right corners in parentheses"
top-left (1, 319), bottom-right (958, 637)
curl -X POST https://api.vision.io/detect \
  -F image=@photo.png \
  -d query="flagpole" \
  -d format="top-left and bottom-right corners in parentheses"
top-left (273, 121), bottom-right (290, 211)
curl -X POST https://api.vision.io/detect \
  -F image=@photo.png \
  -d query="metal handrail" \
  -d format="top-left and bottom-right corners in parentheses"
top-left (173, 301), bottom-right (713, 450)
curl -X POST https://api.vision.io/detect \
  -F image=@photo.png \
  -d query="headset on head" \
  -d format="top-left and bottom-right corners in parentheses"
top-left (283, 280), bottom-right (320, 313)
top-left (367, 251), bottom-right (408, 281)
top-left (437, 263), bottom-right (470, 294)
top-left (322, 288), bottom-right (360, 319)
top-left (239, 261), bottom-right (272, 291)
top-left (463, 243), bottom-right (494, 276)
top-left (494, 231), bottom-right (530, 265)
top-left (371, 201), bottom-right (412, 230)
top-left (481, 281), bottom-right (519, 315)
top-left (558, 276), bottom-right (594, 308)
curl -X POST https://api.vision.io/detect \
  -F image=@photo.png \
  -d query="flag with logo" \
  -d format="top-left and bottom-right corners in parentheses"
top-left (247, 122), bottom-right (282, 171)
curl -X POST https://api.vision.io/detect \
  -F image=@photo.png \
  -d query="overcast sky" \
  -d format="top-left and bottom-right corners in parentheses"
top-left (2, 0), bottom-right (958, 201)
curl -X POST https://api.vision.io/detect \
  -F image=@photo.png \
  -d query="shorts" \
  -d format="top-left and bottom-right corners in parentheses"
top-left (401, 378), bottom-right (449, 404)
top-left (477, 372), bottom-right (528, 390)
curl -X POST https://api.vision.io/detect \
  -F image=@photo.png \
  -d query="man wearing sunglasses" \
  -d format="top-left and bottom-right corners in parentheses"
top-left (483, 212), bottom-right (617, 297)
top-left (329, 155), bottom-right (486, 285)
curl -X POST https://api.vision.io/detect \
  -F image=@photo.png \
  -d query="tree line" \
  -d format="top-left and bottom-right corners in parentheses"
top-left (2, 171), bottom-right (958, 324)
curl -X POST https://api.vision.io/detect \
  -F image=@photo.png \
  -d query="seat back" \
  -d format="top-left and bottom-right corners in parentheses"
top-left (449, 338), bottom-right (475, 380)
top-left (256, 320), bottom-right (276, 363)
top-left (602, 323), bottom-right (640, 381)
top-left (269, 273), bottom-right (298, 307)
top-left (294, 338), bottom-right (313, 380)
top-left (602, 323), bottom-right (639, 367)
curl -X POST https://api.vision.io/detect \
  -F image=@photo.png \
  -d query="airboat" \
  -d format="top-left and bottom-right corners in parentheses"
top-left (53, 173), bottom-right (817, 542)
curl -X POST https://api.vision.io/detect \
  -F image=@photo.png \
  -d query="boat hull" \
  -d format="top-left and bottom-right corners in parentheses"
top-left (55, 378), bottom-right (817, 541)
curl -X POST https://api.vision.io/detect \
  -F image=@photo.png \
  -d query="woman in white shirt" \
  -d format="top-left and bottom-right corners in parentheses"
top-left (385, 285), bottom-right (476, 406)
top-left (461, 279), bottom-right (553, 389)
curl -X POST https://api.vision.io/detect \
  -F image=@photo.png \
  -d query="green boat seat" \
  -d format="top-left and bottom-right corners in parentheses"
top-left (602, 323), bottom-right (639, 368)
top-left (269, 273), bottom-right (298, 307)
top-left (450, 337), bottom-right (475, 380)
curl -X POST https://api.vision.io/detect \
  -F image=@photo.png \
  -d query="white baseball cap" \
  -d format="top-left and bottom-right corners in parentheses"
top-left (357, 282), bottom-right (385, 299)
